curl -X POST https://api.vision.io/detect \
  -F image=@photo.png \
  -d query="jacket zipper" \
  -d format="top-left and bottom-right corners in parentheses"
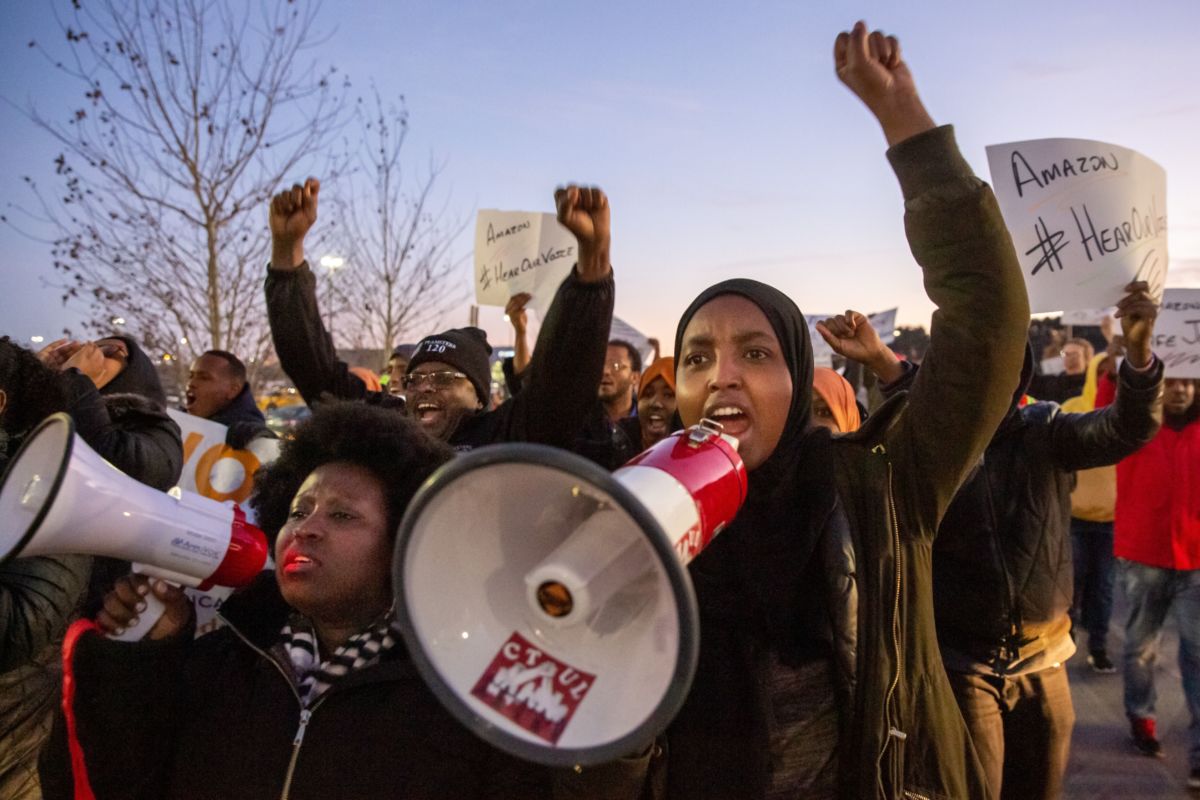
top-left (218, 614), bottom-right (328, 800)
top-left (872, 447), bottom-right (906, 797)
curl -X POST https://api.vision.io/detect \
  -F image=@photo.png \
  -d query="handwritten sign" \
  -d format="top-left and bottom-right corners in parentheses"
top-left (1153, 288), bottom-right (1200, 379)
top-left (806, 308), bottom-right (898, 367)
top-left (986, 138), bottom-right (1168, 314)
top-left (168, 410), bottom-right (280, 634)
top-left (475, 211), bottom-right (578, 315)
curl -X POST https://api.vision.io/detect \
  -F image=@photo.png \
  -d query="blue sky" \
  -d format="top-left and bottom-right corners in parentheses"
top-left (3, 0), bottom-right (1198, 351)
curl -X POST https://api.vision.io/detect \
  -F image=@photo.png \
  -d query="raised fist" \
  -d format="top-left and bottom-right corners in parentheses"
top-left (554, 185), bottom-right (611, 282)
top-left (834, 22), bottom-right (934, 146)
top-left (1114, 280), bottom-right (1158, 370)
top-left (269, 178), bottom-right (320, 271)
top-left (816, 310), bottom-right (904, 383)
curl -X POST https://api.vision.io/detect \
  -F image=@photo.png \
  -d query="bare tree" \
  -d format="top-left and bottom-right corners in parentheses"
top-left (4, 0), bottom-right (349, 387)
top-left (327, 89), bottom-right (467, 362)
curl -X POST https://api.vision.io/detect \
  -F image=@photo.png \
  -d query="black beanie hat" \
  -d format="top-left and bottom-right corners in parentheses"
top-left (407, 327), bottom-right (493, 406)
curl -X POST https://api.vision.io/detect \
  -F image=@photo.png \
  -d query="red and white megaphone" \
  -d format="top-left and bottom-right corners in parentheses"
top-left (0, 413), bottom-right (269, 638)
top-left (392, 420), bottom-right (746, 767)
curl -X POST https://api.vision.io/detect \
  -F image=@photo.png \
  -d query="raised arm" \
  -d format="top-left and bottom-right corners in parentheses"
top-left (264, 178), bottom-right (387, 407)
top-left (1046, 282), bottom-right (1163, 471)
top-left (496, 186), bottom-right (615, 447)
top-left (836, 22), bottom-right (1029, 533)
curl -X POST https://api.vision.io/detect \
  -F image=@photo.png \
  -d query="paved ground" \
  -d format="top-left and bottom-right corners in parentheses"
top-left (1064, 596), bottom-right (1194, 798)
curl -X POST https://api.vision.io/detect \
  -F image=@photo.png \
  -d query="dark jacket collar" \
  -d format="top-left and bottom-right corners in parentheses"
top-left (209, 382), bottom-right (266, 428)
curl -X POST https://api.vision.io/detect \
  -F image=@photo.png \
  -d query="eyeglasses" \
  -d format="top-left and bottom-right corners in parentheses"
top-left (401, 370), bottom-right (469, 390)
top-left (605, 362), bottom-right (632, 373)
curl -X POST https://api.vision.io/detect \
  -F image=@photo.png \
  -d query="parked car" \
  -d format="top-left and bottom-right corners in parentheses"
top-left (264, 403), bottom-right (311, 439)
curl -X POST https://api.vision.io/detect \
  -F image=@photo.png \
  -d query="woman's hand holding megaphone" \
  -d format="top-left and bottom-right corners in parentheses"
top-left (98, 575), bottom-right (192, 641)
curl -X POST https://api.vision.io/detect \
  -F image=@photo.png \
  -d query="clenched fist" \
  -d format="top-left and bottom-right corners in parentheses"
top-left (834, 22), bottom-right (935, 146)
top-left (554, 185), bottom-right (611, 283)
top-left (269, 178), bottom-right (320, 271)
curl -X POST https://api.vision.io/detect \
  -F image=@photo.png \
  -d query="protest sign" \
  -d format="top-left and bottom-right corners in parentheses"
top-left (475, 210), bottom-right (578, 315)
top-left (986, 138), bottom-right (1168, 314)
top-left (169, 410), bottom-right (281, 503)
top-left (1154, 288), bottom-right (1200, 379)
top-left (168, 410), bottom-right (281, 634)
top-left (806, 308), bottom-right (897, 367)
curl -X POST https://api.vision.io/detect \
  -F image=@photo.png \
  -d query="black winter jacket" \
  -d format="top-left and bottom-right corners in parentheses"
top-left (266, 265), bottom-right (613, 452)
top-left (931, 356), bottom-right (1162, 669)
top-left (62, 370), bottom-right (183, 492)
top-left (40, 574), bottom-right (655, 800)
top-left (207, 382), bottom-right (275, 450)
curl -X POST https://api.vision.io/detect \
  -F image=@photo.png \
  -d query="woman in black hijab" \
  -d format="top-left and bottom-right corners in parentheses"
top-left (661, 23), bottom-right (1029, 800)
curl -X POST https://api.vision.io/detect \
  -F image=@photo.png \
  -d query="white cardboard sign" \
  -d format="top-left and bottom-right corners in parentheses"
top-left (986, 138), bottom-right (1168, 314)
top-left (474, 210), bottom-right (578, 315)
top-left (1154, 288), bottom-right (1200, 379)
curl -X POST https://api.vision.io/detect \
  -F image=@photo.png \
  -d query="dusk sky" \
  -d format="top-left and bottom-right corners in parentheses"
top-left (2, 1), bottom-right (1198, 352)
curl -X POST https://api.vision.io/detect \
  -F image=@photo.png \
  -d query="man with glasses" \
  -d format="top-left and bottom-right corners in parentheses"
top-left (599, 339), bottom-right (641, 423)
top-left (265, 178), bottom-right (614, 451)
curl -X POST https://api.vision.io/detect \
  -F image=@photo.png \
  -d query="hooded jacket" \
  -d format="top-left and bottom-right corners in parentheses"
top-left (62, 334), bottom-right (183, 492)
top-left (664, 126), bottom-right (1030, 800)
top-left (39, 573), bottom-right (657, 800)
top-left (207, 382), bottom-right (275, 450)
top-left (265, 267), bottom-right (613, 452)
top-left (886, 346), bottom-right (1163, 672)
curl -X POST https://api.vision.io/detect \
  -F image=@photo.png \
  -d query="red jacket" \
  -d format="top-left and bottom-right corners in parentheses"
top-left (1115, 417), bottom-right (1200, 569)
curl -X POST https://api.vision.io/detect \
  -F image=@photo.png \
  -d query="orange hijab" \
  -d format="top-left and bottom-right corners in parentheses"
top-left (639, 356), bottom-right (676, 394)
top-left (812, 367), bottom-right (861, 433)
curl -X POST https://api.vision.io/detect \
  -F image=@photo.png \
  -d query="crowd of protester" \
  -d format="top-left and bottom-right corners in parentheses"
top-left (0, 19), bottom-right (1196, 800)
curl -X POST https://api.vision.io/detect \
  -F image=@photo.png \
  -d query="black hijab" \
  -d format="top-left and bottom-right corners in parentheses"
top-left (99, 335), bottom-right (167, 407)
top-left (667, 280), bottom-right (838, 797)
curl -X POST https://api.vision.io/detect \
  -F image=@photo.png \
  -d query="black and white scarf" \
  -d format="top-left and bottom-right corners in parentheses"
top-left (278, 612), bottom-right (396, 707)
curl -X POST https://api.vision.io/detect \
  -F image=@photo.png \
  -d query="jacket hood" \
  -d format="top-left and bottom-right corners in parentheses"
top-left (100, 335), bottom-right (167, 407)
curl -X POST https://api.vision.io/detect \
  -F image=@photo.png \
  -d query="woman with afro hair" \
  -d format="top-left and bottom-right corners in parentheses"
top-left (41, 402), bottom-right (654, 799)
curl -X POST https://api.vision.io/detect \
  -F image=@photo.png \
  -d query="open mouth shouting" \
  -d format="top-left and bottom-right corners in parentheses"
top-left (413, 401), bottom-right (443, 426)
top-left (704, 403), bottom-right (751, 437)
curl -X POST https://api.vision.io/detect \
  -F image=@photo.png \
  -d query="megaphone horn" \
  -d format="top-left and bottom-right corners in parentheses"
top-left (392, 420), bottom-right (746, 767)
top-left (0, 413), bottom-right (269, 636)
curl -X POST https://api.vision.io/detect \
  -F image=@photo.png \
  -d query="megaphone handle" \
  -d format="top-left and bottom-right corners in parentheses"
top-left (109, 590), bottom-right (168, 642)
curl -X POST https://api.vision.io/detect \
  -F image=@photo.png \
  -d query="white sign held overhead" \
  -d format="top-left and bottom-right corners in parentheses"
top-left (1154, 288), bottom-right (1200, 379)
top-left (475, 211), bottom-right (579, 315)
top-left (986, 138), bottom-right (1168, 315)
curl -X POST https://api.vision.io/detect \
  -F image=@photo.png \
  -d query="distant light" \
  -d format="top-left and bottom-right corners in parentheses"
top-left (179, 337), bottom-right (188, 345)
top-left (30, 335), bottom-right (44, 344)
top-left (319, 254), bottom-right (346, 270)
top-left (111, 317), bottom-right (126, 326)
top-left (893, 329), bottom-right (902, 337)
top-left (503, 314), bottom-right (510, 322)
top-left (162, 354), bottom-right (173, 361)
top-left (461, 631), bottom-right (469, 640)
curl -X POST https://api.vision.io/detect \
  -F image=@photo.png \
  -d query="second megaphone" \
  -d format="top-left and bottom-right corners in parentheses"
top-left (0, 412), bottom-right (268, 595)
